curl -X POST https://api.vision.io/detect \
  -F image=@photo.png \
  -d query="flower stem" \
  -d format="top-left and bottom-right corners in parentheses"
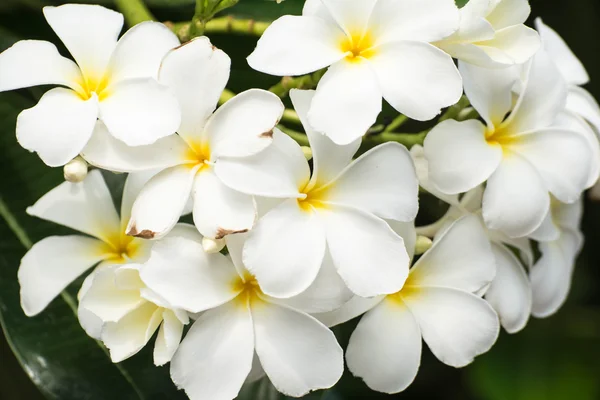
top-left (268, 70), bottom-right (326, 98)
top-left (170, 16), bottom-right (270, 42)
top-left (114, 0), bottom-right (155, 26)
top-left (362, 129), bottom-right (429, 150)
top-left (383, 114), bottom-right (408, 133)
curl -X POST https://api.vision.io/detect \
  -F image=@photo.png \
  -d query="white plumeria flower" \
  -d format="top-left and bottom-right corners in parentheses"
top-left (0, 4), bottom-right (182, 167)
top-left (536, 18), bottom-right (600, 134)
top-left (247, 0), bottom-right (463, 144)
top-left (138, 233), bottom-right (345, 400)
top-left (435, 0), bottom-right (540, 68)
top-left (79, 227), bottom-right (196, 365)
top-left (424, 50), bottom-right (595, 238)
top-left (18, 170), bottom-right (154, 317)
top-left (530, 198), bottom-right (584, 318)
top-left (214, 89), bottom-right (419, 298)
top-left (82, 37), bottom-right (284, 241)
top-left (411, 151), bottom-right (533, 334)
top-left (327, 216), bottom-right (499, 394)
top-left (535, 18), bottom-right (600, 200)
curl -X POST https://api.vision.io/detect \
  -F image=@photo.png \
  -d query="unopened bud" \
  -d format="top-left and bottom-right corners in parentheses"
top-left (64, 157), bottom-right (88, 183)
top-left (414, 235), bottom-right (433, 256)
top-left (202, 237), bottom-right (226, 253)
top-left (301, 146), bottom-right (313, 161)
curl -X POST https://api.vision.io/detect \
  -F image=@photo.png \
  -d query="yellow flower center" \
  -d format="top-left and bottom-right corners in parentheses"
top-left (340, 31), bottom-right (376, 62)
top-left (485, 125), bottom-right (520, 150)
top-left (232, 274), bottom-right (265, 308)
top-left (183, 139), bottom-right (212, 172)
top-left (76, 74), bottom-right (111, 101)
top-left (297, 180), bottom-right (331, 213)
top-left (101, 233), bottom-right (142, 264)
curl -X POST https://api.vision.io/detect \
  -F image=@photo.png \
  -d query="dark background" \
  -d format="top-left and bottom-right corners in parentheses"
top-left (1, 0), bottom-right (599, 399)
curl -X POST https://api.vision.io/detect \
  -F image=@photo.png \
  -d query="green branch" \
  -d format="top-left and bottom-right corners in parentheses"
top-left (363, 130), bottom-right (429, 151)
top-left (170, 16), bottom-right (270, 42)
top-left (268, 70), bottom-right (326, 98)
top-left (114, 0), bottom-right (155, 26)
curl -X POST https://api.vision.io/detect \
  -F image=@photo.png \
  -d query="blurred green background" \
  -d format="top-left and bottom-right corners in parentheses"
top-left (1, 0), bottom-right (600, 399)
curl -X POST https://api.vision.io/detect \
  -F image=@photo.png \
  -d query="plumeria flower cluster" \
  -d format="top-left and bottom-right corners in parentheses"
top-left (3, 0), bottom-right (598, 399)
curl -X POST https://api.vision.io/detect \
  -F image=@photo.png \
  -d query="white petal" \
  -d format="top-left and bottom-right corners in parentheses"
top-left (127, 165), bottom-right (198, 240)
top-left (408, 215), bottom-right (495, 293)
top-left (100, 78), bottom-right (180, 146)
top-left (107, 21), bottom-right (179, 83)
top-left (289, 88), bottom-right (361, 187)
top-left (81, 122), bottom-right (188, 173)
top-left (223, 232), bottom-right (250, 278)
top-left (346, 298), bottom-right (422, 394)
top-left (43, 4), bottom-right (122, 78)
top-left (102, 302), bottom-right (163, 363)
top-left (319, 0), bottom-right (377, 38)
top-left (536, 18), bottom-right (588, 85)
top-left (140, 236), bottom-right (240, 313)
top-left (531, 231), bottom-right (581, 318)
top-left (27, 169), bottom-right (121, 242)
top-left (484, 244), bottom-right (531, 333)
top-left (205, 89), bottom-right (283, 159)
top-left (77, 272), bottom-right (104, 340)
top-left (192, 169), bottom-right (256, 239)
top-left (79, 265), bottom-right (147, 323)
top-left (320, 205), bottom-right (409, 297)
top-left (243, 199), bottom-right (326, 298)
top-left (477, 25), bottom-right (540, 65)
top-left (154, 310), bottom-right (184, 366)
top-left (270, 251), bottom-right (353, 314)
top-left (0, 40), bottom-right (82, 92)
top-left (309, 60), bottom-right (382, 145)
top-left (370, 41), bottom-right (462, 122)
top-left (504, 51), bottom-right (567, 134)
top-left (486, 0), bottom-right (531, 29)
top-left (424, 119), bottom-right (502, 195)
top-left (252, 301), bottom-right (343, 397)
top-left (322, 142), bottom-right (419, 221)
top-left (510, 128), bottom-right (592, 203)
top-left (403, 287), bottom-right (499, 367)
top-left (368, 0), bottom-right (459, 44)
top-left (528, 209), bottom-right (561, 242)
top-left (388, 220), bottom-right (418, 261)
top-left (409, 145), bottom-right (459, 206)
top-left (159, 37), bottom-right (230, 141)
top-left (314, 295), bottom-right (384, 328)
top-left (567, 86), bottom-right (600, 134)
top-left (482, 153), bottom-right (549, 238)
top-left (247, 15), bottom-right (346, 76)
top-left (16, 87), bottom-right (98, 167)
top-left (170, 302), bottom-right (254, 400)
top-left (18, 235), bottom-right (108, 316)
top-left (215, 129), bottom-right (309, 198)
top-left (459, 61), bottom-right (518, 127)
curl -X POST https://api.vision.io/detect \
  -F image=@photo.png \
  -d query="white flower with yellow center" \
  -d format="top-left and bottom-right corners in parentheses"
top-left (82, 37), bottom-right (284, 241)
top-left (138, 233), bottom-right (344, 400)
top-left (214, 89), bottom-right (419, 298)
top-left (424, 50), bottom-right (595, 238)
top-left (320, 216), bottom-right (499, 394)
top-left (79, 228), bottom-right (196, 365)
top-left (18, 170), bottom-right (154, 317)
top-left (536, 18), bottom-right (600, 134)
top-left (410, 157), bottom-right (533, 334)
top-left (535, 18), bottom-right (600, 199)
top-left (435, 0), bottom-right (540, 68)
top-left (530, 198), bottom-right (584, 318)
top-left (0, 4), bottom-right (182, 167)
top-left (247, 0), bottom-right (463, 144)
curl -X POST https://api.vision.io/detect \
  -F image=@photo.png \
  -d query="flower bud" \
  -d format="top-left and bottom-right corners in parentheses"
top-left (202, 237), bottom-right (226, 254)
top-left (414, 235), bottom-right (433, 256)
top-left (301, 146), bottom-right (313, 161)
top-left (63, 157), bottom-right (88, 183)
